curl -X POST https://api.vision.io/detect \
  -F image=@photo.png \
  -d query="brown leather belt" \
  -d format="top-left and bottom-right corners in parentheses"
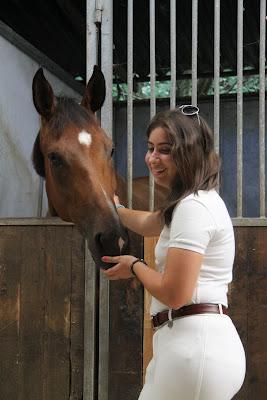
top-left (152, 303), bottom-right (228, 329)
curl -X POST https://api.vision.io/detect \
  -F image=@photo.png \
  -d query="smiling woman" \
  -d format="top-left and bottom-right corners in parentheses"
top-left (145, 127), bottom-right (176, 189)
top-left (102, 107), bottom-right (246, 400)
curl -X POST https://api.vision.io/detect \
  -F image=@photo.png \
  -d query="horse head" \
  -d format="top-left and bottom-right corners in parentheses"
top-left (32, 66), bottom-right (129, 269)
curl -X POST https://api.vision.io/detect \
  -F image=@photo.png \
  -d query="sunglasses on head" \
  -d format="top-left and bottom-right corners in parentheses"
top-left (179, 104), bottom-right (200, 125)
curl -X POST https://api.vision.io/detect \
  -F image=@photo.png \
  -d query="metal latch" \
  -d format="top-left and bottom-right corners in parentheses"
top-left (95, 0), bottom-right (103, 24)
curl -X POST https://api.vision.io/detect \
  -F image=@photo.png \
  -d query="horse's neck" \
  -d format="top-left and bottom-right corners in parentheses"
top-left (116, 174), bottom-right (168, 211)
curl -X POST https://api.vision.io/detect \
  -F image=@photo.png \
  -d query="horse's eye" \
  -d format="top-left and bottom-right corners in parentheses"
top-left (48, 152), bottom-right (63, 167)
top-left (111, 148), bottom-right (115, 158)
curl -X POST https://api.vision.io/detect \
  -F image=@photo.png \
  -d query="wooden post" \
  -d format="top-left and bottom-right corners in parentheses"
top-left (143, 236), bottom-right (158, 382)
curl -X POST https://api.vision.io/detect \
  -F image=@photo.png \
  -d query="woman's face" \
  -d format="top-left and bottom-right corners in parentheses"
top-left (145, 127), bottom-right (177, 188)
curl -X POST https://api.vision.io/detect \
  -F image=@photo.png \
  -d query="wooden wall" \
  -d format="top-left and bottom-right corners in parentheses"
top-left (1, 222), bottom-right (266, 399)
top-left (144, 227), bottom-right (267, 400)
top-left (0, 220), bottom-right (144, 400)
top-left (0, 221), bottom-right (85, 400)
top-left (231, 227), bottom-right (267, 399)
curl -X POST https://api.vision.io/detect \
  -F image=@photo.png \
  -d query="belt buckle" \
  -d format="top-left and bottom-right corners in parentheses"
top-left (167, 309), bottom-right (173, 328)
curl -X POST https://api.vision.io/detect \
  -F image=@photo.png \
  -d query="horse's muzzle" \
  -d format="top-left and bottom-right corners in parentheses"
top-left (93, 226), bottom-right (130, 270)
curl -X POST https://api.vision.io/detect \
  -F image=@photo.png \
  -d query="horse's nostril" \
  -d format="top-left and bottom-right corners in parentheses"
top-left (95, 232), bottom-right (103, 248)
top-left (95, 231), bottom-right (128, 255)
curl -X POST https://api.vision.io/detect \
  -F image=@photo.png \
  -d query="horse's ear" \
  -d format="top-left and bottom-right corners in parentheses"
top-left (81, 65), bottom-right (106, 112)
top-left (32, 132), bottom-right (45, 177)
top-left (32, 68), bottom-right (56, 120)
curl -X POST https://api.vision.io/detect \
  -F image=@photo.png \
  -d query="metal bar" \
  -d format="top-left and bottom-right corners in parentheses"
top-left (232, 218), bottom-right (267, 227)
top-left (127, 0), bottom-right (133, 208)
top-left (214, 0), bottom-right (220, 155)
top-left (149, 0), bottom-right (156, 211)
top-left (83, 243), bottom-right (97, 400)
top-left (236, 0), bottom-right (243, 217)
top-left (170, 0), bottom-right (176, 109)
top-left (84, 3), bottom-right (98, 399)
top-left (259, 0), bottom-right (266, 217)
top-left (86, 1), bottom-right (98, 82)
top-left (191, 0), bottom-right (198, 106)
top-left (99, 2), bottom-right (112, 399)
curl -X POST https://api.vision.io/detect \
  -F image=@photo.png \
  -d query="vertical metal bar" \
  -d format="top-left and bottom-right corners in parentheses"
top-left (149, 0), bottom-right (156, 211)
top-left (191, 0), bottom-right (198, 106)
top-left (214, 0), bottom-right (220, 155)
top-left (83, 244), bottom-right (97, 400)
top-left (84, 3), bottom-right (98, 400)
top-left (236, 0), bottom-right (243, 217)
top-left (259, 0), bottom-right (266, 217)
top-left (99, 1), bottom-right (112, 399)
top-left (86, 0), bottom-right (98, 79)
top-left (127, 0), bottom-right (133, 208)
top-left (170, 0), bottom-right (176, 109)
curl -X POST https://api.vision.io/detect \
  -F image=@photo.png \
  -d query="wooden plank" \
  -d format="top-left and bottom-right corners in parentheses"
top-left (230, 227), bottom-right (249, 400)
top-left (1, 217), bottom-right (267, 227)
top-left (246, 228), bottom-right (267, 399)
top-left (143, 236), bottom-right (158, 383)
top-left (0, 227), bottom-right (23, 400)
top-left (42, 225), bottom-right (72, 400)
top-left (19, 226), bottom-right (46, 399)
top-left (108, 232), bottom-right (144, 400)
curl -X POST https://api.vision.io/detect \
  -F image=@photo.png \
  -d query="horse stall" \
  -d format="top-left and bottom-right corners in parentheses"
top-left (1, 1), bottom-right (267, 400)
top-left (0, 22), bottom-right (144, 400)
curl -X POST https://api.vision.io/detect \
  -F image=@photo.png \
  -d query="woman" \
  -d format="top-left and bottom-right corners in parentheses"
top-left (102, 106), bottom-right (246, 400)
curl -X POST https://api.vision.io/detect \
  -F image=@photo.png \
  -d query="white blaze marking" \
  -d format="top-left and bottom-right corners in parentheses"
top-left (78, 130), bottom-right (92, 146)
top-left (100, 185), bottom-right (118, 218)
top-left (118, 237), bottom-right (125, 252)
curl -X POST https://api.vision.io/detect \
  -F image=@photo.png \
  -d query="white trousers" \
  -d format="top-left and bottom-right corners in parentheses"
top-left (139, 314), bottom-right (246, 400)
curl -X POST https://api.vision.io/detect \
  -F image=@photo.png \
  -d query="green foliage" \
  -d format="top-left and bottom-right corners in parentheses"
top-left (113, 74), bottom-right (263, 102)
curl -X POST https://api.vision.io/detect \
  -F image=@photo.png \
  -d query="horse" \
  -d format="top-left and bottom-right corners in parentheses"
top-left (116, 175), bottom-right (168, 211)
top-left (32, 66), bottom-right (129, 269)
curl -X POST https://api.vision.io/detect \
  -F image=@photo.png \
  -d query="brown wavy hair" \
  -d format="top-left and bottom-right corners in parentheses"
top-left (146, 108), bottom-right (220, 225)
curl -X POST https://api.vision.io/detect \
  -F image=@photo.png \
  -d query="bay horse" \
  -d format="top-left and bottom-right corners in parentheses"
top-left (32, 66), bottom-right (129, 269)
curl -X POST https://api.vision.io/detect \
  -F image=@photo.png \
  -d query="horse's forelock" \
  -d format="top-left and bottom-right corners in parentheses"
top-left (48, 97), bottom-right (94, 139)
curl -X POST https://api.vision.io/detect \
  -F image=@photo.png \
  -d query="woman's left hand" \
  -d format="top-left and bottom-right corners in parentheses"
top-left (101, 255), bottom-right (138, 280)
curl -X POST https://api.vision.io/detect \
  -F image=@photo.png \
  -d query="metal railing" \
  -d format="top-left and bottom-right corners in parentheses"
top-left (85, 1), bottom-right (267, 399)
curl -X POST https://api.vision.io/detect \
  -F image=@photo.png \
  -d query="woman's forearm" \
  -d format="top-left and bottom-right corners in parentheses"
top-left (117, 208), bottom-right (163, 236)
top-left (131, 261), bottom-right (182, 308)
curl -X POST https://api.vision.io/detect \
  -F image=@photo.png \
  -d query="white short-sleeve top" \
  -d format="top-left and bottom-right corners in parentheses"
top-left (150, 189), bottom-right (235, 316)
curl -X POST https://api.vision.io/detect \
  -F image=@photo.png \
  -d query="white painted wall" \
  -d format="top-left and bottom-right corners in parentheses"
top-left (0, 35), bottom-right (81, 217)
